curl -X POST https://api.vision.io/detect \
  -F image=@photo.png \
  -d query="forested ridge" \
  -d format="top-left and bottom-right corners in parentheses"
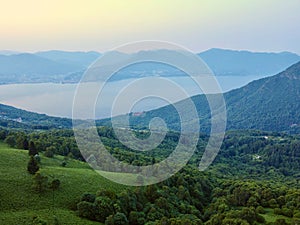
top-left (99, 61), bottom-right (300, 134)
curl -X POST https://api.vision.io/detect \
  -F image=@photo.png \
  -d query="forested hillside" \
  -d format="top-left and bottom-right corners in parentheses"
top-left (101, 61), bottom-right (300, 134)
top-left (0, 127), bottom-right (299, 224)
top-left (0, 103), bottom-right (74, 129)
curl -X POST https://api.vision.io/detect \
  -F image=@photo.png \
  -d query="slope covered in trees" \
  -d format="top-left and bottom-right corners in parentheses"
top-left (0, 127), bottom-right (299, 224)
top-left (100, 61), bottom-right (300, 134)
top-left (0, 103), bottom-right (74, 129)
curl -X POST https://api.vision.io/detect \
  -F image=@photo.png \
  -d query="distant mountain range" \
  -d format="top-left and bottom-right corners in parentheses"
top-left (0, 51), bottom-right (101, 84)
top-left (0, 50), bottom-right (20, 55)
top-left (98, 61), bottom-right (300, 134)
top-left (35, 50), bottom-right (100, 69)
top-left (199, 48), bottom-right (300, 76)
top-left (0, 49), bottom-right (299, 84)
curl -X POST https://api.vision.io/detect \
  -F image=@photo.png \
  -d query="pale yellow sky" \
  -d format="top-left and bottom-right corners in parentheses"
top-left (1, 0), bottom-right (300, 53)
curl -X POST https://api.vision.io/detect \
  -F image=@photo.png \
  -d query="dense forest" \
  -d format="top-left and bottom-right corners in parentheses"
top-left (0, 126), bottom-right (299, 224)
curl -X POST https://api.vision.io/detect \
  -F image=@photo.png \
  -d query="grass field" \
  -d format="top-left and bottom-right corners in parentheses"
top-left (0, 142), bottom-right (126, 225)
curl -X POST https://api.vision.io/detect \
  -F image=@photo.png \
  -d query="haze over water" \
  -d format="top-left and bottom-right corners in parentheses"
top-left (0, 75), bottom-right (262, 119)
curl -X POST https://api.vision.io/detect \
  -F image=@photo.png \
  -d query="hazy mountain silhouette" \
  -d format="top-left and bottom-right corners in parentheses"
top-left (199, 48), bottom-right (300, 76)
top-left (0, 48), bottom-right (299, 84)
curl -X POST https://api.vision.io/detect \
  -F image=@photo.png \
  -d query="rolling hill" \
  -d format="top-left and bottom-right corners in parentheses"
top-left (0, 142), bottom-right (125, 224)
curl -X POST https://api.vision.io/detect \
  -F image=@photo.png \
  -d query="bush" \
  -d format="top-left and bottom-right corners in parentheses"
top-left (94, 196), bottom-right (114, 222)
top-left (129, 211), bottom-right (146, 225)
top-left (269, 199), bottom-right (279, 208)
top-left (281, 207), bottom-right (293, 217)
top-left (45, 146), bottom-right (55, 158)
top-left (0, 129), bottom-right (7, 140)
top-left (50, 179), bottom-right (61, 191)
top-left (105, 215), bottom-right (114, 225)
top-left (256, 206), bottom-right (266, 214)
top-left (81, 193), bottom-right (96, 203)
top-left (113, 212), bottom-right (129, 225)
top-left (256, 214), bottom-right (266, 223)
top-left (32, 172), bottom-right (48, 193)
top-left (77, 201), bottom-right (95, 220)
top-left (274, 208), bottom-right (282, 215)
top-left (275, 219), bottom-right (288, 225)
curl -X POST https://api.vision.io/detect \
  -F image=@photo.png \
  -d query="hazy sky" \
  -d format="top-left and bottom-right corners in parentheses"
top-left (1, 0), bottom-right (300, 54)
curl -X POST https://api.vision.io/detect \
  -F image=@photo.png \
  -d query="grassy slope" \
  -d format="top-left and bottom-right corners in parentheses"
top-left (0, 142), bottom-right (126, 225)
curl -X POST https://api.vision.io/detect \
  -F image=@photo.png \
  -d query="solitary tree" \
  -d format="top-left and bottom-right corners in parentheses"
top-left (27, 156), bottom-right (39, 174)
top-left (29, 141), bottom-right (38, 156)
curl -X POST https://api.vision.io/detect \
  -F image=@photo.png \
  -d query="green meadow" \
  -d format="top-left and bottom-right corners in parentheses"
top-left (0, 142), bottom-right (125, 225)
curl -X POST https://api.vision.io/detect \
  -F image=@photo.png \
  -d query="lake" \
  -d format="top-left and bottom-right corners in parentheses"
top-left (0, 75), bottom-right (264, 119)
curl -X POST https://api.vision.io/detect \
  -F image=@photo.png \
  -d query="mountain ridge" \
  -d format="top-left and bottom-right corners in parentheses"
top-left (198, 48), bottom-right (300, 76)
top-left (98, 61), bottom-right (300, 133)
top-left (0, 48), bottom-right (299, 84)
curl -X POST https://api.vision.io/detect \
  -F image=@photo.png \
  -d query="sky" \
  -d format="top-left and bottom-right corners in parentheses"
top-left (1, 0), bottom-right (300, 54)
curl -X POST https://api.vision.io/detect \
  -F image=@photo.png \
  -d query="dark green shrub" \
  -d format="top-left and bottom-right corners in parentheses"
top-left (274, 208), bottom-right (282, 215)
top-left (275, 219), bottom-right (288, 225)
top-left (45, 146), bottom-right (55, 158)
top-left (129, 211), bottom-right (146, 225)
top-left (77, 201), bottom-right (95, 220)
top-left (32, 172), bottom-right (48, 193)
top-left (256, 206), bottom-right (265, 214)
top-left (113, 212), bottom-right (129, 225)
top-left (281, 207), bottom-right (293, 217)
top-left (94, 196), bottom-right (114, 222)
top-left (50, 179), bottom-right (61, 190)
top-left (81, 193), bottom-right (96, 203)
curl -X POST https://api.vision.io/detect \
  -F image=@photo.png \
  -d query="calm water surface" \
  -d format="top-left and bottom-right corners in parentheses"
top-left (0, 75), bottom-right (264, 119)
